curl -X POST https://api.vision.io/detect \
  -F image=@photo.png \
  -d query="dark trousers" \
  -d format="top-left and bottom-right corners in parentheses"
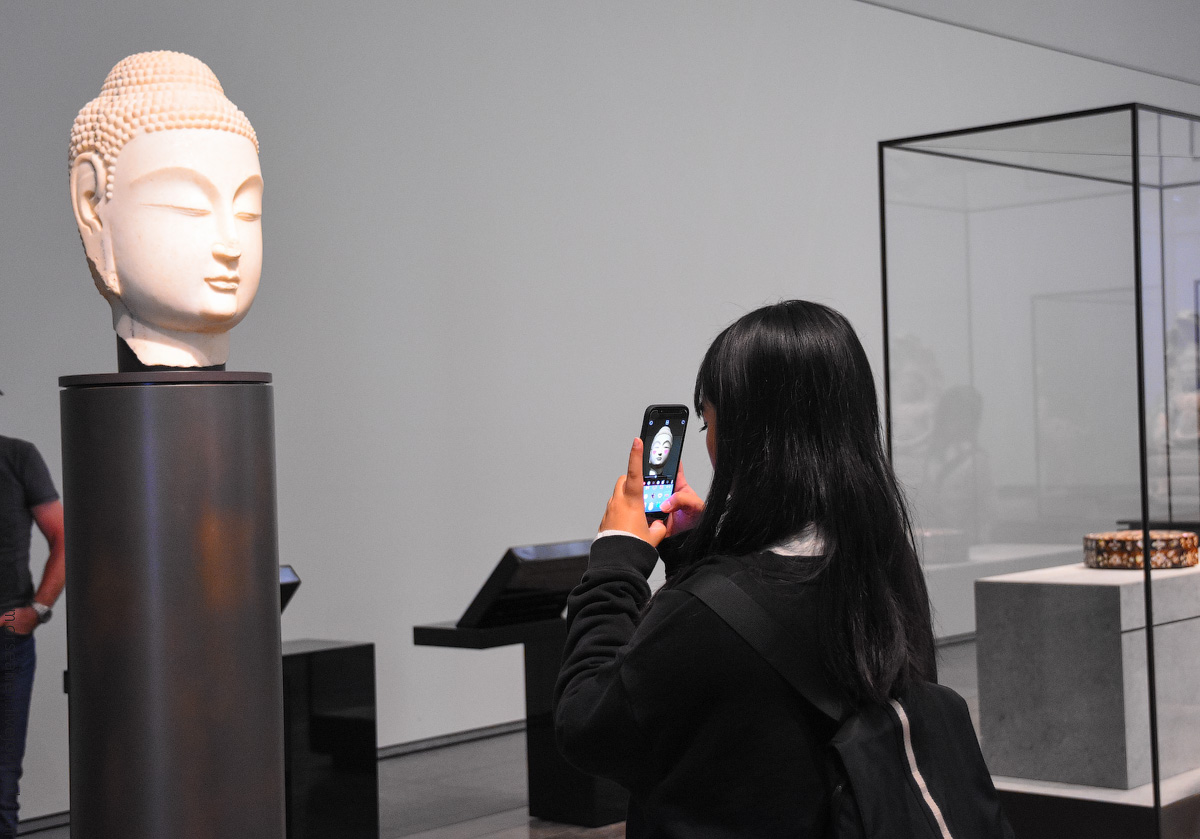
top-left (0, 632), bottom-right (34, 839)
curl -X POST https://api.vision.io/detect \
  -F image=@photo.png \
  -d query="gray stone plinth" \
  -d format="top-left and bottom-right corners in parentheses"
top-left (925, 543), bottom-right (1081, 638)
top-left (976, 562), bottom-right (1200, 789)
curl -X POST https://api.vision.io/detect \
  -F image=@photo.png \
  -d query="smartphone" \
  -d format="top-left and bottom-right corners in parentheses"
top-left (640, 404), bottom-right (689, 521)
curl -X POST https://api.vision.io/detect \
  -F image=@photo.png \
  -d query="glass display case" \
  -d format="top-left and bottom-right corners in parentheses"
top-left (881, 104), bottom-right (1200, 839)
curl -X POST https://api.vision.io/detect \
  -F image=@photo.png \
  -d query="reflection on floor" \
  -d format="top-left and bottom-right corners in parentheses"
top-left (22, 639), bottom-right (980, 839)
top-left (376, 731), bottom-right (616, 839)
top-left (21, 731), bottom-right (623, 839)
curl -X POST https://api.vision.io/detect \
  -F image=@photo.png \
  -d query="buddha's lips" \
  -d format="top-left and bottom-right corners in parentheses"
top-left (205, 275), bottom-right (239, 292)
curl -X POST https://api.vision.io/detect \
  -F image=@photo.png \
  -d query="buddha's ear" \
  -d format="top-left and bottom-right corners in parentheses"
top-left (70, 153), bottom-right (119, 298)
top-left (70, 153), bottom-right (104, 235)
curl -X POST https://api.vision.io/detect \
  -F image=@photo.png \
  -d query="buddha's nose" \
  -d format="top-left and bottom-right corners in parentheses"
top-left (213, 241), bottom-right (242, 261)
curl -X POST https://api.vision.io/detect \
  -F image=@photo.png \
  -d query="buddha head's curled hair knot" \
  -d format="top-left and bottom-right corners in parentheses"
top-left (69, 51), bottom-right (258, 200)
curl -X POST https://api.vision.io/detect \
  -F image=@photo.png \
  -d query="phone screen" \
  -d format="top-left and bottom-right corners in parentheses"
top-left (641, 404), bottom-right (689, 518)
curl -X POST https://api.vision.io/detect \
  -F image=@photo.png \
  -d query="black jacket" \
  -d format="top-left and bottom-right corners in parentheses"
top-left (554, 534), bottom-right (838, 838)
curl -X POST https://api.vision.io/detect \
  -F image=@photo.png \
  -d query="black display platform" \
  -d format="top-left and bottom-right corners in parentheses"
top-left (413, 620), bottom-right (628, 827)
top-left (59, 370), bottom-right (271, 386)
top-left (60, 372), bottom-right (285, 839)
top-left (67, 637), bottom-right (380, 839)
top-left (413, 619), bottom-right (568, 649)
top-left (282, 640), bottom-right (379, 839)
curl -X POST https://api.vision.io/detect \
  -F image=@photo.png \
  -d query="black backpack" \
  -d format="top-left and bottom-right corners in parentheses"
top-left (677, 572), bottom-right (1014, 839)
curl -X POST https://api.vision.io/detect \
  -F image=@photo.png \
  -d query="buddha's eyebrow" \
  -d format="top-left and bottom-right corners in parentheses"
top-left (234, 174), bottom-right (264, 200)
top-left (129, 167), bottom-right (219, 201)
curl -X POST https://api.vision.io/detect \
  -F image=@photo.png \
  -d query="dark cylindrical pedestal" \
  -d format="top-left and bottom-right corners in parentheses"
top-left (60, 372), bottom-right (285, 839)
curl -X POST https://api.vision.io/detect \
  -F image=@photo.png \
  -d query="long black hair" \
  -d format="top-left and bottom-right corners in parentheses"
top-left (683, 300), bottom-right (935, 704)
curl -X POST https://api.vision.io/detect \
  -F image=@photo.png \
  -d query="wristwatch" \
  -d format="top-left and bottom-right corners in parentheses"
top-left (31, 602), bottom-right (52, 625)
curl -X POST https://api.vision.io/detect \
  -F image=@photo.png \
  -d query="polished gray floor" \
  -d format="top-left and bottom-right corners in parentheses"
top-left (22, 640), bottom-right (979, 838)
top-left (19, 731), bottom-right (620, 839)
top-left (380, 732), bottom-right (530, 838)
top-left (379, 730), bottom-right (626, 838)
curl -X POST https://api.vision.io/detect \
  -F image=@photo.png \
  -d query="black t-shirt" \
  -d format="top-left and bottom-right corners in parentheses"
top-left (0, 436), bottom-right (59, 612)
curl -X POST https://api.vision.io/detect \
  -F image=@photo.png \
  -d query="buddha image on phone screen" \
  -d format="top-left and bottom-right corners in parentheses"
top-left (646, 426), bottom-right (675, 477)
top-left (643, 423), bottom-right (681, 513)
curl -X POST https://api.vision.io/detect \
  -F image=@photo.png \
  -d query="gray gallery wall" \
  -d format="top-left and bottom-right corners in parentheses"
top-left (856, 0), bottom-right (1200, 85)
top-left (3, 0), bottom-right (1200, 820)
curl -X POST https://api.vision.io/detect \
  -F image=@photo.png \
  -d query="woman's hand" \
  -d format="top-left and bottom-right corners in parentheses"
top-left (660, 466), bottom-right (704, 537)
top-left (599, 438), bottom-right (668, 547)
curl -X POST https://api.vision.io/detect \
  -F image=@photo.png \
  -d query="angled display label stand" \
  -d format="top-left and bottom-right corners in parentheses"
top-left (413, 540), bottom-right (628, 828)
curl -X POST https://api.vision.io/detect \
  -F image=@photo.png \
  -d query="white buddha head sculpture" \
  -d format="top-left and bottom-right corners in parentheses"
top-left (69, 51), bottom-right (262, 368)
top-left (647, 426), bottom-right (674, 475)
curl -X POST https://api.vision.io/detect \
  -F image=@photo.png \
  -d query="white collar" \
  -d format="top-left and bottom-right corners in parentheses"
top-left (768, 524), bottom-right (825, 556)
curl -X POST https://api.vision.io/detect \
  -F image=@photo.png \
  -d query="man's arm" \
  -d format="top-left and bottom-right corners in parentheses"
top-left (31, 499), bottom-right (65, 609)
top-left (3, 499), bottom-right (65, 635)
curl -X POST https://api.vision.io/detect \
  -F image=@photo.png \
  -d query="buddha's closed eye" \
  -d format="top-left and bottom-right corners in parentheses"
top-left (144, 203), bottom-right (211, 217)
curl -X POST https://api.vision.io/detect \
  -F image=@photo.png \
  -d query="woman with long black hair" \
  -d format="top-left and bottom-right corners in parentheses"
top-left (554, 300), bottom-right (937, 837)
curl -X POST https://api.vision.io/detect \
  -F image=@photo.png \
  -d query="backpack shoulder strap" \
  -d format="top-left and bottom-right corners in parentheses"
top-left (676, 571), bottom-right (849, 723)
